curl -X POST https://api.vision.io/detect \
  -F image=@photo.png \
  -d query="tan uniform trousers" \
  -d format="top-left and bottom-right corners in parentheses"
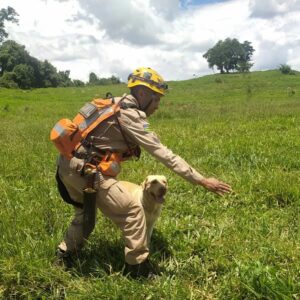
top-left (57, 161), bottom-right (149, 265)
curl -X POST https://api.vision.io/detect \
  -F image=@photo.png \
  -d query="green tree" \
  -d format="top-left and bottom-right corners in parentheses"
top-left (110, 75), bottom-right (121, 84)
top-left (236, 41), bottom-right (255, 72)
top-left (0, 40), bottom-right (29, 75)
top-left (39, 60), bottom-right (59, 87)
top-left (13, 64), bottom-right (35, 89)
top-left (0, 40), bottom-right (84, 88)
top-left (27, 55), bottom-right (44, 87)
top-left (203, 38), bottom-right (254, 73)
top-left (0, 70), bottom-right (17, 88)
top-left (73, 79), bottom-right (85, 87)
top-left (0, 6), bottom-right (18, 43)
top-left (89, 73), bottom-right (121, 85)
top-left (58, 70), bottom-right (73, 87)
top-left (203, 40), bottom-right (226, 73)
top-left (278, 64), bottom-right (295, 75)
top-left (89, 72), bottom-right (99, 85)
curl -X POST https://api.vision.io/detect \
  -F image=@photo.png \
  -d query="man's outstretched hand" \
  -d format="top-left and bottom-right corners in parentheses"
top-left (199, 177), bottom-right (232, 196)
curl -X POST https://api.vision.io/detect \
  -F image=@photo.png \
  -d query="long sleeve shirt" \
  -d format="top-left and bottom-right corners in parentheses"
top-left (64, 94), bottom-right (204, 188)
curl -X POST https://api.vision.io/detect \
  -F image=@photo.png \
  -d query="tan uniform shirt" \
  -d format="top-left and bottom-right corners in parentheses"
top-left (57, 94), bottom-right (204, 262)
top-left (76, 94), bottom-right (204, 186)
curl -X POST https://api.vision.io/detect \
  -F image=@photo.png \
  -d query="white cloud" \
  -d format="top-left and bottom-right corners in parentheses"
top-left (1, 0), bottom-right (300, 82)
top-left (150, 0), bottom-right (181, 20)
top-left (76, 0), bottom-right (169, 46)
top-left (254, 41), bottom-right (288, 70)
top-left (249, 0), bottom-right (300, 19)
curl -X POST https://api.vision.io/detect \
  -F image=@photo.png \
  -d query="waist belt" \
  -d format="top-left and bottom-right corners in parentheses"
top-left (73, 149), bottom-right (106, 160)
top-left (73, 150), bottom-right (122, 177)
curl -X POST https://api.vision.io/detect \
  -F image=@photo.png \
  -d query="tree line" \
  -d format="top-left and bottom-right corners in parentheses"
top-left (0, 6), bottom-right (121, 89)
top-left (0, 39), bottom-right (121, 89)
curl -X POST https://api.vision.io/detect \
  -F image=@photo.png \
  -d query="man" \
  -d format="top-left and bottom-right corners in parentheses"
top-left (55, 67), bottom-right (232, 277)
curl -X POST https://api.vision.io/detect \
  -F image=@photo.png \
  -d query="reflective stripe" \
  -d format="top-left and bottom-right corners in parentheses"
top-left (54, 123), bottom-right (67, 137)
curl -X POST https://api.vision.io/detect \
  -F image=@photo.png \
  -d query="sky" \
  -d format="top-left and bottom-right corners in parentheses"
top-left (1, 0), bottom-right (300, 82)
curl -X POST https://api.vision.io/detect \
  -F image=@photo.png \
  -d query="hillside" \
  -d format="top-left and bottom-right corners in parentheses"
top-left (0, 70), bottom-right (299, 299)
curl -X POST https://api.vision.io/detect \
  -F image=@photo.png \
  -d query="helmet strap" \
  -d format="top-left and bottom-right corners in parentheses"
top-left (131, 87), bottom-right (153, 114)
top-left (141, 97), bottom-right (153, 114)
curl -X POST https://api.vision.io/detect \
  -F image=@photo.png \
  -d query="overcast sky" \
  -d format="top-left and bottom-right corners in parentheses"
top-left (1, 0), bottom-right (300, 82)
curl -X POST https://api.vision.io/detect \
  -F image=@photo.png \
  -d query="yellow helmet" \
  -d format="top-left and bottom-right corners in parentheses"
top-left (127, 67), bottom-right (168, 95)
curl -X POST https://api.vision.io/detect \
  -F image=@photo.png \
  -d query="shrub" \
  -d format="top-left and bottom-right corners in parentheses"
top-left (278, 64), bottom-right (295, 75)
top-left (0, 71), bottom-right (18, 88)
top-left (73, 79), bottom-right (85, 87)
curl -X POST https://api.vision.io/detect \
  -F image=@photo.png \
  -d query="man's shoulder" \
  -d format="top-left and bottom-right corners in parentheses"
top-left (123, 108), bottom-right (146, 118)
top-left (120, 101), bottom-right (147, 121)
top-left (117, 93), bottom-right (148, 125)
top-left (120, 108), bottom-right (147, 128)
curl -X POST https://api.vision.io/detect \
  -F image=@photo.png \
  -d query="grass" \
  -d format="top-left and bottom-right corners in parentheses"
top-left (0, 70), bottom-right (300, 299)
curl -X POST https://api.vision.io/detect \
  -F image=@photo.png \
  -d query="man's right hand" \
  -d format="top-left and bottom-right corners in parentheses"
top-left (199, 177), bottom-right (232, 196)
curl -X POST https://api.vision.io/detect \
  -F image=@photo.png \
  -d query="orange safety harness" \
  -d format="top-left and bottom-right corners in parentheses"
top-left (50, 95), bottom-right (140, 177)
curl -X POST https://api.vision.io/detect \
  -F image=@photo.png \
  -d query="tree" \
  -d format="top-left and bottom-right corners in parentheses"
top-left (110, 75), bottom-right (121, 84)
top-left (27, 55), bottom-right (44, 87)
top-left (0, 6), bottom-right (18, 43)
top-left (13, 64), bottom-right (35, 89)
top-left (236, 41), bottom-right (255, 72)
top-left (58, 70), bottom-right (73, 87)
top-left (203, 38), bottom-right (255, 73)
top-left (89, 72), bottom-right (99, 85)
top-left (0, 40), bottom-right (30, 75)
top-left (88, 72), bottom-right (121, 85)
top-left (39, 60), bottom-right (59, 87)
top-left (278, 64), bottom-right (295, 75)
top-left (0, 40), bottom-right (85, 88)
top-left (0, 70), bottom-right (17, 88)
top-left (73, 79), bottom-right (85, 87)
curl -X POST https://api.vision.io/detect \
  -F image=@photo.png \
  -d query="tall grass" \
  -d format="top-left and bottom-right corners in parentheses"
top-left (0, 70), bottom-right (299, 299)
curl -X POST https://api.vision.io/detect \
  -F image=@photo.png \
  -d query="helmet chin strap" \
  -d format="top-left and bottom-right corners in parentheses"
top-left (140, 97), bottom-right (153, 114)
top-left (133, 91), bottom-right (153, 113)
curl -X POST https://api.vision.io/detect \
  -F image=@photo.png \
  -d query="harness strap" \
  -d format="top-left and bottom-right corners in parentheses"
top-left (120, 102), bottom-right (138, 109)
top-left (73, 95), bottom-right (141, 175)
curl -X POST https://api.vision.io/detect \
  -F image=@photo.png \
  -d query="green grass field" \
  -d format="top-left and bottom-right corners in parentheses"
top-left (0, 70), bottom-right (300, 299)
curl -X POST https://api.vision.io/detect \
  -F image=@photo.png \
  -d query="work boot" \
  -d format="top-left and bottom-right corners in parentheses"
top-left (124, 259), bottom-right (160, 279)
top-left (54, 248), bottom-right (74, 269)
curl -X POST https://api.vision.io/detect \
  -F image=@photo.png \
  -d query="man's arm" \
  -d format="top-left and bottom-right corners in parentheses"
top-left (120, 109), bottom-right (232, 195)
